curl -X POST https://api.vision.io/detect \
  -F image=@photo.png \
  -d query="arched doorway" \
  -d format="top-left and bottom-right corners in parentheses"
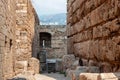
top-left (39, 32), bottom-right (51, 48)
top-left (38, 32), bottom-right (52, 72)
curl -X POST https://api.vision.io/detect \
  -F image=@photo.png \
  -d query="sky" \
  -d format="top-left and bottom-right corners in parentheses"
top-left (31, 0), bottom-right (67, 16)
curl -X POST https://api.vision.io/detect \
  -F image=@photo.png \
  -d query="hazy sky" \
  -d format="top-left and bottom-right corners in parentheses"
top-left (31, 0), bottom-right (67, 16)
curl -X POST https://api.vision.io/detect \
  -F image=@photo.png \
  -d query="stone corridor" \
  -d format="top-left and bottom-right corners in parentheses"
top-left (0, 0), bottom-right (120, 80)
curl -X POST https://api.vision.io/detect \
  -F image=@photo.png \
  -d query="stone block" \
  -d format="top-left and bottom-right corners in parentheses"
top-left (80, 73), bottom-right (100, 80)
top-left (15, 61), bottom-right (28, 74)
top-left (100, 73), bottom-right (118, 80)
top-left (93, 26), bottom-right (103, 39)
top-left (78, 41), bottom-right (91, 59)
top-left (62, 54), bottom-right (75, 71)
top-left (28, 57), bottom-right (39, 74)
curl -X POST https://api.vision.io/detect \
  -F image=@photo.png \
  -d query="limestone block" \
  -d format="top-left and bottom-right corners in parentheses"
top-left (75, 20), bottom-right (85, 33)
top-left (62, 54), bottom-right (75, 71)
top-left (74, 41), bottom-right (90, 59)
top-left (28, 57), bottom-right (39, 74)
top-left (80, 73), bottom-right (100, 80)
top-left (93, 26), bottom-right (103, 39)
top-left (15, 61), bottom-right (28, 74)
top-left (100, 73), bottom-right (118, 80)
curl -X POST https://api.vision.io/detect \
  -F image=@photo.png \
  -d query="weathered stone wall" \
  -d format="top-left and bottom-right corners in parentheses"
top-left (67, 0), bottom-right (120, 72)
top-left (0, 0), bottom-right (16, 79)
top-left (15, 0), bottom-right (35, 61)
top-left (34, 25), bottom-right (67, 59)
top-left (0, 0), bottom-right (39, 79)
top-left (14, 0), bottom-right (40, 75)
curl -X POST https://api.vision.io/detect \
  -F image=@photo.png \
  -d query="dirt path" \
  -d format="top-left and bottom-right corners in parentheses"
top-left (34, 73), bottom-right (68, 80)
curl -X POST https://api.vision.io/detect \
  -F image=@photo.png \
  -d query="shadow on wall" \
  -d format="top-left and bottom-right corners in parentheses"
top-left (32, 8), bottom-right (40, 58)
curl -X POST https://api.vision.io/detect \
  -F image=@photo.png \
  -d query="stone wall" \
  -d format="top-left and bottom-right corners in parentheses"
top-left (34, 25), bottom-right (67, 59)
top-left (15, 0), bottom-right (35, 61)
top-left (0, 0), bottom-right (39, 80)
top-left (14, 0), bottom-right (40, 75)
top-left (67, 0), bottom-right (120, 72)
top-left (0, 0), bottom-right (16, 79)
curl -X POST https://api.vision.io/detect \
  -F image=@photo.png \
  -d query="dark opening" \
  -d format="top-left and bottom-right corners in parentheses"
top-left (10, 39), bottom-right (12, 49)
top-left (39, 32), bottom-right (51, 48)
top-left (5, 36), bottom-right (7, 47)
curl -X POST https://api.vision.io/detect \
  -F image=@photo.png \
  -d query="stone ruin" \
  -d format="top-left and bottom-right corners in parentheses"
top-left (32, 25), bottom-right (67, 73)
top-left (33, 25), bottom-right (67, 59)
top-left (0, 0), bottom-right (120, 80)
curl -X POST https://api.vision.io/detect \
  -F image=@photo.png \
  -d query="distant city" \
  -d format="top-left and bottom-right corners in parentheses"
top-left (39, 13), bottom-right (66, 25)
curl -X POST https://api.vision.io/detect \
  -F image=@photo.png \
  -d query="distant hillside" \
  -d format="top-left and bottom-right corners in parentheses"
top-left (39, 13), bottom-right (66, 25)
